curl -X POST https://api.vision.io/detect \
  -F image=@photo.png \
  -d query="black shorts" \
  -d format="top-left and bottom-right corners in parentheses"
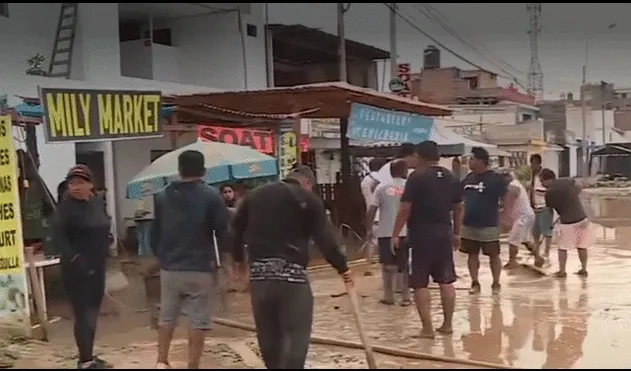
top-left (408, 228), bottom-right (456, 289)
top-left (459, 238), bottom-right (501, 257)
top-left (377, 237), bottom-right (409, 273)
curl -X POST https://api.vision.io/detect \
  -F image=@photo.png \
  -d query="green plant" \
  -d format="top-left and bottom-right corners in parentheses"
top-left (26, 53), bottom-right (47, 76)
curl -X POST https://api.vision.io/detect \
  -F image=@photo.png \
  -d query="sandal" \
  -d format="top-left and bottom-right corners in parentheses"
top-left (379, 299), bottom-right (395, 305)
top-left (575, 269), bottom-right (588, 277)
top-left (400, 299), bottom-right (412, 307)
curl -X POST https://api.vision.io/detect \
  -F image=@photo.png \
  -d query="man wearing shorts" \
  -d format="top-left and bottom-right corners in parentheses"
top-left (530, 154), bottom-right (553, 258)
top-left (366, 159), bottom-right (410, 306)
top-left (460, 147), bottom-right (508, 295)
top-left (539, 169), bottom-right (590, 278)
top-left (500, 169), bottom-right (540, 269)
top-left (361, 158), bottom-right (385, 276)
top-left (391, 141), bottom-right (462, 338)
top-left (151, 150), bottom-right (231, 369)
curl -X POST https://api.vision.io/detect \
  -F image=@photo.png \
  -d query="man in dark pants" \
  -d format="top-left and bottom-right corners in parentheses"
top-left (231, 166), bottom-right (353, 369)
top-left (391, 141), bottom-right (462, 339)
top-left (460, 147), bottom-right (508, 295)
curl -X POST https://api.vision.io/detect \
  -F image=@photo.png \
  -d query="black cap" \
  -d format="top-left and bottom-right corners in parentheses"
top-left (471, 147), bottom-right (490, 165)
top-left (287, 165), bottom-right (316, 185)
top-left (66, 164), bottom-right (93, 182)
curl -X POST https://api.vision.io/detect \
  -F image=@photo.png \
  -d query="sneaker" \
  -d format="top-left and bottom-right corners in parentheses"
top-left (93, 357), bottom-right (113, 369)
top-left (491, 283), bottom-right (501, 296)
top-left (77, 360), bottom-right (104, 369)
top-left (553, 271), bottom-right (567, 278)
top-left (469, 282), bottom-right (481, 295)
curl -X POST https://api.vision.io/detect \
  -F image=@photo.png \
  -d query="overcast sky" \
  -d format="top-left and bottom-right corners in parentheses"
top-left (269, 3), bottom-right (631, 99)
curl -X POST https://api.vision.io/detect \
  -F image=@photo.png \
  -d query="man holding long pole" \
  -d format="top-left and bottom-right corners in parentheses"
top-left (231, 166), bottom-right (353, 369)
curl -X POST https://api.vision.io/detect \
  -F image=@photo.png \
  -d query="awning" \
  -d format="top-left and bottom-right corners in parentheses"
top-left (592, 143), bottom-right (631, 157)
top-left (168, 82), bottom-right (452, 124)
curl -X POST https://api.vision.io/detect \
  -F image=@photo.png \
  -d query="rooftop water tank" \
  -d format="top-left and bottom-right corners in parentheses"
top-left (423, 45), bottom-right (440, 70)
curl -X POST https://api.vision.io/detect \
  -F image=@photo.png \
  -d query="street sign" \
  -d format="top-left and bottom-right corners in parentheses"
top-left (388, 78), bottom-right (405, 93)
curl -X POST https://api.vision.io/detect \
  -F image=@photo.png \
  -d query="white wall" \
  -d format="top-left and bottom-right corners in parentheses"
top-left (155, 4), bottom-right (267, 90)
top-left (565, 106), bottom-right (617, 146)
top-left (120, 40), bottom-right (153, 80)
top-left (444, 111), bottom-right (518, 127)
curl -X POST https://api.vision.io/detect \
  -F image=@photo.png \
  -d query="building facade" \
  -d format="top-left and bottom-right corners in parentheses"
top-left (1, 3), bottom-right (269, 240)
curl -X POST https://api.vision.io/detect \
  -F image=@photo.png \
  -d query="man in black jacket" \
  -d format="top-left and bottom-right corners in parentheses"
top-left (151, 150), bottom-right (230, 369)
top-left (231, 165), bottom-right (353, 369)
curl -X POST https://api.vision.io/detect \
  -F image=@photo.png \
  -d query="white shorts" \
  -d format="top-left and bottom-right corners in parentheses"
top-left (507, 214), bottom-right (535, 246)
top-left (557, 219), bottom-right (592, 250)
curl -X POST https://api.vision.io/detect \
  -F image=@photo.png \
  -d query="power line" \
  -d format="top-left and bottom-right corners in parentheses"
top-left (416, 4), bottom-right (578, 90)
top-left (414, 4), bottom-right (527, 79)
top-left (383, 3), bottom-right (528, 91)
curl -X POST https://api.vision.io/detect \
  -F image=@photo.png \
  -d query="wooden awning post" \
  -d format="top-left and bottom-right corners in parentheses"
top-left (340, 117), bottom-right (350, 185)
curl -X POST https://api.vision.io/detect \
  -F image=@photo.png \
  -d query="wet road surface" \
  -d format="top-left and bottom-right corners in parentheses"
top-left (11, 194), bottom-right (631, 369)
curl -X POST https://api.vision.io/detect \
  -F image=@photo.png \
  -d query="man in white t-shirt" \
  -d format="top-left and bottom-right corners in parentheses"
top-left (530, 154), bottom-right (553, 258)
top-left (360, 158), bottom-right (386, 276)
top-left (371, 143), bottom-right (418, 192)
top-left (366, 159), bottom-right (410, 306)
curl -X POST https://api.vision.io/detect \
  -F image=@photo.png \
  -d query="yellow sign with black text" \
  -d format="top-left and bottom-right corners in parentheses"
top-left (0, 115), bottom-right (29, 325)
top-left (40, 88), bottom-right (163, 142)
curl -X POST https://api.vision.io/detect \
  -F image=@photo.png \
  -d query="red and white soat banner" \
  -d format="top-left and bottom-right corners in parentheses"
top-left (197, 125), bottom-right (310, 155)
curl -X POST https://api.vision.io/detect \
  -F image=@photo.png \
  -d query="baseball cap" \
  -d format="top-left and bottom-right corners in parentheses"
top-left (288, 165), bottom-right (316, 185)
top-left (66, 164), bottom-right (94, 182)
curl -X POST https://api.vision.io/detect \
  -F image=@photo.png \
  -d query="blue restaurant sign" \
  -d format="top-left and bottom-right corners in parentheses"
top-left (347, 103), bottom-right (435, 143)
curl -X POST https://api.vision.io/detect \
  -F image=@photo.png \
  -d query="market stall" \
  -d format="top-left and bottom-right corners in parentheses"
top-left (166, 81), bottom-right (452, 235)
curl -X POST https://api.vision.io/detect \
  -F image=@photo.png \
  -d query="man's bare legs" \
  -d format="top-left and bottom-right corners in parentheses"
top-left (543, 236), bottom-right (552, 258)
top-left (489, 254), bottom-right (502, 295)
top-left (364, 243), bottom-right (376, 276)
top-left (187, 330), bottom-right (206, 369)
top-left (504, 244), bottom-right (520, 269)
top-left (414, 288), bottom-right (434, 338)
top-left (436, 283), bottom-right (456, 334)
top-left (157, 326), bottom-right (175, 368)
top-left (413, 283), bottom-right (456, 338)
top-left (576, 248), bottom-right (588, 276)
top-left (467, 253), bottom-right (481, 294)
top-left (555, 249), bottom-right (568, 277)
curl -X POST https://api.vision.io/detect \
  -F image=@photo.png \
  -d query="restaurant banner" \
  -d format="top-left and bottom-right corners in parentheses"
top-left (0, 115), bottom-right (30, 333)
top-left (197, 125), bottom-right (275, 154)
top-left (39, 88), bottom-right (163, 142)
top-left (347, 103), bottom-right (434, 143)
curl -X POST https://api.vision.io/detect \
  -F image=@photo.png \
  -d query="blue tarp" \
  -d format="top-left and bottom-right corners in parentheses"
top-left (11, 102), bottom-right (175, 118)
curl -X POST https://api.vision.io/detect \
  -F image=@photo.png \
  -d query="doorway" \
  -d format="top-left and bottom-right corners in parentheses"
top-left (76, 151), bottom-right (105, 190)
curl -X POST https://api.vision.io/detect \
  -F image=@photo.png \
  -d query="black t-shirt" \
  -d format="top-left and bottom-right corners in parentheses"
top-left (401, 166), bottom-right (462, 231)
top-left (461, 170), bottom-right (507, 228)
top-left (544, 178), bottom-right (586, 224)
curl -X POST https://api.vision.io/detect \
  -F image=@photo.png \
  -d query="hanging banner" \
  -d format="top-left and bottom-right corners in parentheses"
top-left (396, 63), bottom-right (412, 97)
top-left (347, 103), bottom-right (434, 143)
top-left (197, 125), bottom-right (275, 154)
top-left (277, 123), bottom-right (296, 179)
top-left (39, 88), bottom-right (163, 142)
top-left (0, 115), bottom-right (30, 333)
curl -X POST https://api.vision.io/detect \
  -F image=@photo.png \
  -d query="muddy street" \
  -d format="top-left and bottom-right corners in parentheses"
top-left (7, 194), bottom-right (631, 369)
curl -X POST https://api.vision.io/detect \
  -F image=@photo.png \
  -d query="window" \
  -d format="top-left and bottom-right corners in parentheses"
top-left (246, 23), bottom-right (257, 38)
top-left (0, 3), bottom-right (8, 17)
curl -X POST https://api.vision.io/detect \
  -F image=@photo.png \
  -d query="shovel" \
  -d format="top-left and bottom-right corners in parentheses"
top-left (344, 282), bottom-right (378, 369)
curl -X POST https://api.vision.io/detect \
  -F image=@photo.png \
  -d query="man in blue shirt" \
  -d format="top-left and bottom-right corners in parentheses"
top-left (460, 147), bottom-right (508, 295)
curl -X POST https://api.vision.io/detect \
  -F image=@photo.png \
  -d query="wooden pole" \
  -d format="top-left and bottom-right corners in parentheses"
top-left (25, 246), bottom-right (49, 341)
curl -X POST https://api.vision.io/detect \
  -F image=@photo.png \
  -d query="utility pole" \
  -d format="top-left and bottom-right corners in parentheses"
top-left (580, 69), bottom-right (589, 177)
top-left (389, 3), bottom-right (397, 85)
top-left (526, 3), bottom-right (543, 101)
top-left (601, 81), bottom-right (607, 145)
top-left (337, 3), bottom-right (347, 82)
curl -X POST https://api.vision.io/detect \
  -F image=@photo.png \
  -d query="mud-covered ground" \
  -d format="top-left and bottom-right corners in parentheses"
top-left (6, 195), bottom-right (631, 369)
